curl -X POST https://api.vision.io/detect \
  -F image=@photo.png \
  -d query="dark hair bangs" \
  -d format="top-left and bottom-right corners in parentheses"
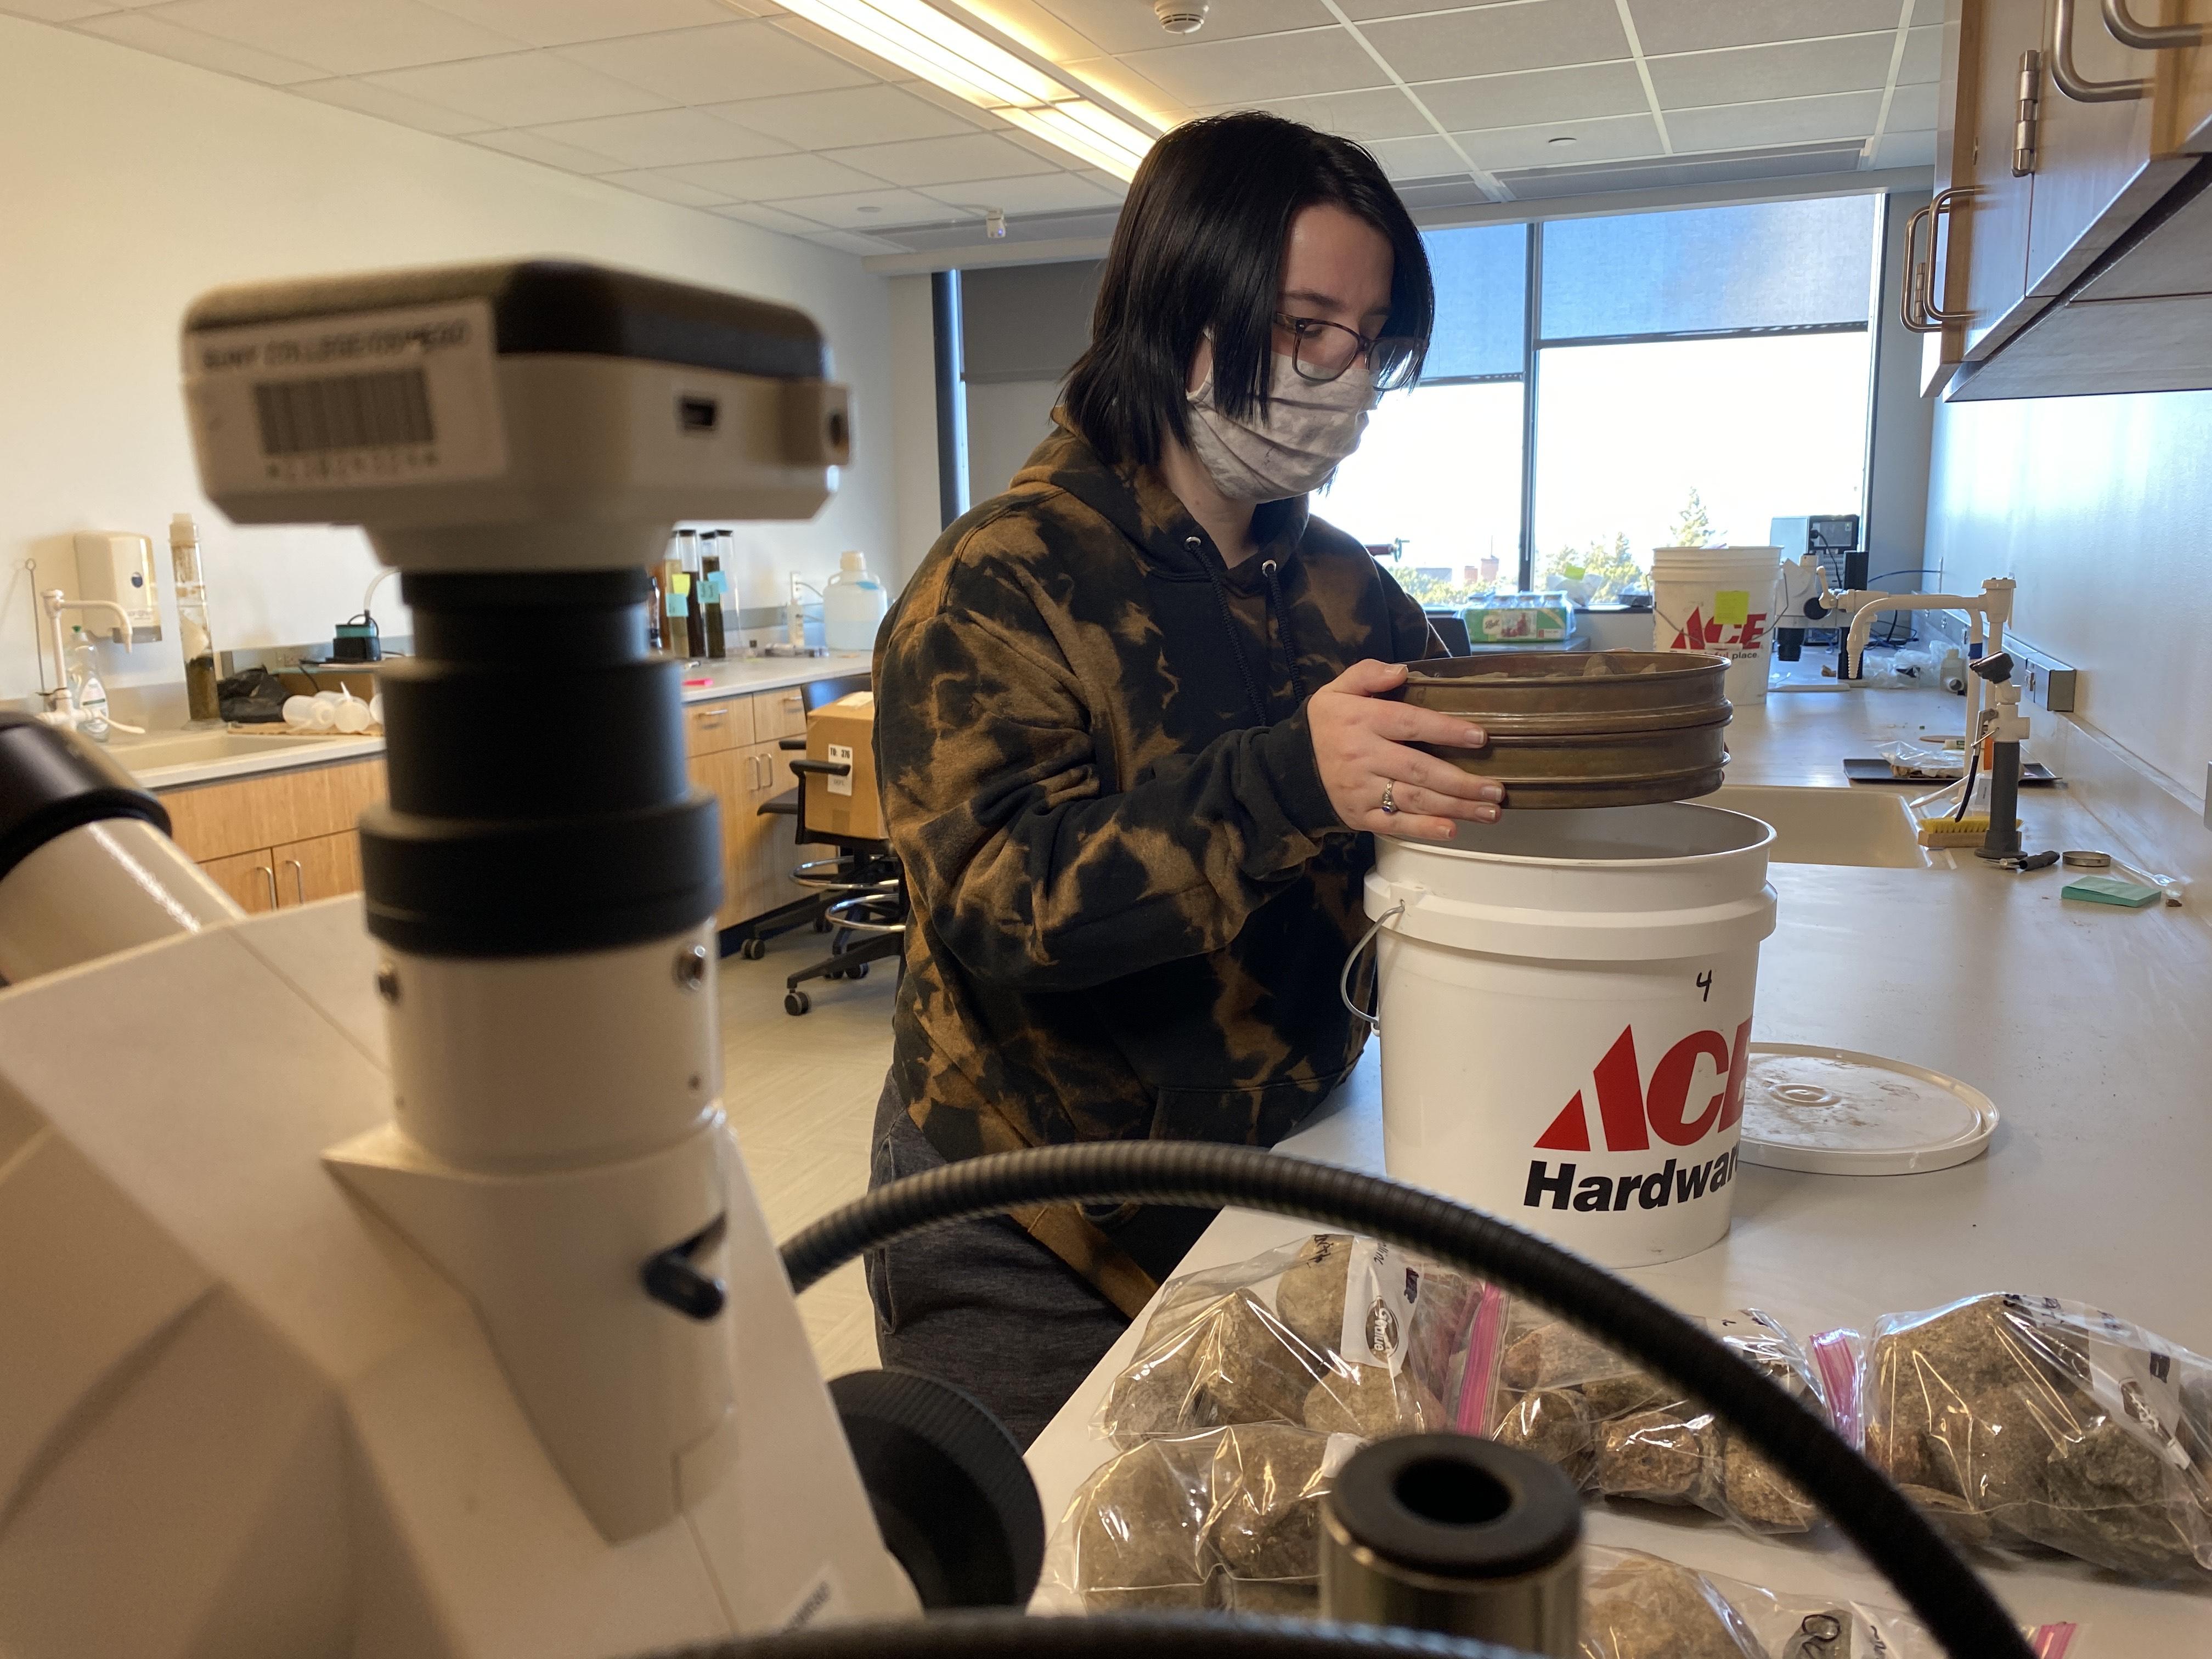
top-left (1062, 111), bottom-right (1434, 470)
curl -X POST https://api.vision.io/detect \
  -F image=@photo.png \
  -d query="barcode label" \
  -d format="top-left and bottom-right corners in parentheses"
top-left (185, 297), bottom-right (504, 492)
top-left (253, 369), bottom-right (435, 456)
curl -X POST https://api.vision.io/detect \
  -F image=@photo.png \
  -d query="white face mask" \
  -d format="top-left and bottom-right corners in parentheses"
top-left (1185, 352), bottom-right (1378, 504)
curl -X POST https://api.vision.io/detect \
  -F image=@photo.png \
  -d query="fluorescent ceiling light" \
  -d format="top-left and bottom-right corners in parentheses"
top-left (770, 0), bottom-right (1157, 180)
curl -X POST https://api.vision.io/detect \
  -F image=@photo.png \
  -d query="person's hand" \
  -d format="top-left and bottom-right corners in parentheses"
top-left (1307, 660), bottom-right (1503, 840)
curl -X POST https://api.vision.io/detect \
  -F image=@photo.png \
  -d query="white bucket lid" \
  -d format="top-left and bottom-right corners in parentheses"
top-left (1736, 1042), bottom-right (1997, 1175)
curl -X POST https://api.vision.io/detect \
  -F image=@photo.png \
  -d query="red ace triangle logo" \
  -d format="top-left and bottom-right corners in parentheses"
top-left (1535, 1020), bottom-right (1754, 1152)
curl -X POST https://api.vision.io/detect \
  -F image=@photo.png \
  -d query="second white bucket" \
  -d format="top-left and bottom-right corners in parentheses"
top-left (1359, 805), bottom-right (1778, 1268)
top-left (1651, 545), bottom-right (1781, 704)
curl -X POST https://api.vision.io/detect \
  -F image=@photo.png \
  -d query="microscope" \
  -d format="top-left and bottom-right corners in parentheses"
top-left (0, 261), bottom-right (952, 1657)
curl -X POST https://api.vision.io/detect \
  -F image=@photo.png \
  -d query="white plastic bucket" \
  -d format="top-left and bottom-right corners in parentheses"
top-left (1357, 805), bottom-right (1778, 1267)
top-left (1651, 546), bottom-right (1781, 704)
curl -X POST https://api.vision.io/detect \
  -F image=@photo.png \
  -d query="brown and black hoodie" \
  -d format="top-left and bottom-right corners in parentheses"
top-left (873, 416), bottom-right (1437, 1314)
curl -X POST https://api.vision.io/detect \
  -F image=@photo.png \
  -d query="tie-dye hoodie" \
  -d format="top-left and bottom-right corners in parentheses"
top-left (873, 416), bottom-right (1437, 1312)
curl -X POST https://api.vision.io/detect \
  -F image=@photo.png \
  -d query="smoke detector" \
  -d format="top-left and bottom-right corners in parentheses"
top-left (1154, 0), bottom-right (1207, 33)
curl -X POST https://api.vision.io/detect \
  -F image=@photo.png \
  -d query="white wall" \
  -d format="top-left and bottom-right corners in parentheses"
top-left (1866, 191), bottom-right (1933, 586)
top-left (1927, 387), bottom-right (2212, 802)
top-left (0, 17), bottom-right (907, 702)
top-left (965, 378), bottom-right (1062, 506)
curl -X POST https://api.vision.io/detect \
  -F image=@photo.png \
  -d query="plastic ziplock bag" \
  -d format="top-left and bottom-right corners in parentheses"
top-left (1045, 1423), bottom-right (1359, 1613)
top-left (1579, 1545), bottom-right (2079, 1659)
top-left (1842, 1291), bottom-right (2212, 1580)
top-left (1093, 1234), bottom-right (1483, 1447)
top-left (1475, 1303), bottom-right (1831, 1534)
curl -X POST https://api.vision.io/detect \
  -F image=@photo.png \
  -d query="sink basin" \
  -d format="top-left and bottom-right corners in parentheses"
top-left (1706, 783), bottom-right (1932, 868)
top-left (107, 730), bottom-right (363, 781)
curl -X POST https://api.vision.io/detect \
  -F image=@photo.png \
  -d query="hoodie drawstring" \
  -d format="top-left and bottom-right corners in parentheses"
top-left (1193, 535), bottom-right (1272, 728)
top-left (1260, 558), bottom-right (1310, 705)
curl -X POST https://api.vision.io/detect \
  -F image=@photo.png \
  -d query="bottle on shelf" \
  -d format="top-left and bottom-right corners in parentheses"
top-left (168, 513), bottom-right (222, 723)
top-left (701, 531), bottom-right (728, 661)
top-left (822, 550), bottom-right (888, 653)
top-left (680, 529), bottom-right (706, 666)
top-left (661, 535), bottom-right (691, 659)
top-left (65, 627), bottom-right (113, 742)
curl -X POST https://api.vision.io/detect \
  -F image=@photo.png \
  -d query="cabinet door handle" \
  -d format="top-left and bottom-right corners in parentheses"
top-left (284, 857), bottom-right (306, 906)
top-left (1922, 188), bottom-right (1975, 324)
top-left (258, 864), bottom-right (279, 911)
top-left (2053, 0), bottom-right (2151, 100)
top-left (2102, 0), bottom-right (2204, 51)
top-left (1898, 201), bottom-right (1938, 332)
top-left (698, 707), bottom-right (725, 724)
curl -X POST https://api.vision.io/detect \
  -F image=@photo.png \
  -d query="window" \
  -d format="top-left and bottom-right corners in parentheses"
top-left (1322, 195), bottom-right (1884, 608)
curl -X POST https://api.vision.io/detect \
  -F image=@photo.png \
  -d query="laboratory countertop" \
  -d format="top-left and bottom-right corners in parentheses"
top-left (1025, 696), bottom-right (2212, 1645)
top-left (108, 651), bottom-right (875, 790)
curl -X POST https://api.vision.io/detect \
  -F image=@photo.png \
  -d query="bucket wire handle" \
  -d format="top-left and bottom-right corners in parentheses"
top-left (1339, 902), bottom-right (1404, 1030)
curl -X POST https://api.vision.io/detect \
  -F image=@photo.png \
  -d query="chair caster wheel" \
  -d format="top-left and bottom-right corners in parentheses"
top-left (785, 990), bottom-right (811, 1016)
top-left (847, 961), bottom-right (869, 980)
top-left (740, 937), bottom-right (766, 961)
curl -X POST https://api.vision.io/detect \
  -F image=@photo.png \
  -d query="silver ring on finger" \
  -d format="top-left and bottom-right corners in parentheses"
top-left (1380, 779), bottom-right (1398, 815)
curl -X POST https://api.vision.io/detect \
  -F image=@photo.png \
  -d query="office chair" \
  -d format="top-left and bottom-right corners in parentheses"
top-left (744, 672), bottom-right (907, 1015)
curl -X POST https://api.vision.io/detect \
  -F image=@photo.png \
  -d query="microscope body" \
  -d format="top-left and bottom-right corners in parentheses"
top-left (0, 261), bottom-right (911, 1655)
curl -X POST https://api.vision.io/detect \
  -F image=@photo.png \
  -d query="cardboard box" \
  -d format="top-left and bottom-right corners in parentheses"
top-left (803, 691), bottom-right (882, 841)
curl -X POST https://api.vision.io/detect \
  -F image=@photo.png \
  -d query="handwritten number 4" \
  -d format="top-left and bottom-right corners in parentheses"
top-left (1696, 970), bottom-right (1713, 1002)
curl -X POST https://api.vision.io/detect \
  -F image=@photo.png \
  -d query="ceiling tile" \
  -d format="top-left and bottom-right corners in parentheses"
top-left (1648, 33), bottom-right (1898, 108)
top-left (560, 19), bottom-right (878, 105)
top-left (1625, 0), bottom-right (1904, 57)
top-left (803, 228), bottom-right (909, 255)
top-left (414, 0), bottom-right (732, 48)
top-left (661, 151), bottom-right (888, 199)
top-left (710, 201), bottom-right (828, 234)
top-left (823, 132), bottom-right (1057, 187)
top-left (469, 126), bottom-right (625, 173)
top-left (702, 84), bottom-right (979, 148)
top-left (1198, 87), bottom-right (1432, 143)
top-left (1874, 127), bottom-right (1936, 168)
top-left (2, 0), bottom-right (119, 20)
top-left (1058, 54), bottom-right (1187, 123)
top-left (1886, 79), bottom-right (1939, 131)
top-left (601, 168), bottom-right (736, 206)
top-left (1451, 110), bottom-right (1664, 171)
top-left (1029, 0), bottom-right (1335, 55)
top-left (1414, 60), bottom-right (1651, 131)
top-left (759, 186), bottom-right (950, 229)
top-left (1114, 27), bottom-right (1386, 106)
top-left (141, 0), bottom-right (523, 76)
top-left (1359, 0), bottom-right (1630, 82)
top-left (363, 50), bottom-right (669, 123)
top-left (1898, 24), bottom-right (1941, 84)
top-left (1365, 133), bottom-right (1469, 181)
top-left (290, 75), bottom-right (495, 133)
top-left (74, 9), bottom-right (323, 81)
top-left (1665, 89), bottom-right (1884, 151)
top-left (528, 107), bottom-right (791, 166)
top-left (1911, 0), bottom-right (1942, 23)
top-left (918, 171), bottom-right (1123, 215)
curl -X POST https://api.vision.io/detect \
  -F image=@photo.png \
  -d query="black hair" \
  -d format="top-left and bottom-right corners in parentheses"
top-left (1062, 111), bottom-right (1434, 470)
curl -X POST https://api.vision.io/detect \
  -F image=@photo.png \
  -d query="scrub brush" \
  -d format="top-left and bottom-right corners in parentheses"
top-left (1917, 814), bottom-right (2018, 848)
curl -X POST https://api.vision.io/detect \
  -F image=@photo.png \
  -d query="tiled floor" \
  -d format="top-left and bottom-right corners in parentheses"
top-left (715, 931), bottom-right (896, 1380)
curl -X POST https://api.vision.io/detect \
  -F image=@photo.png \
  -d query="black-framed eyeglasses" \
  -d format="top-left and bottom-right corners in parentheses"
top-left (1274, 313), bottom-right (1421, 390)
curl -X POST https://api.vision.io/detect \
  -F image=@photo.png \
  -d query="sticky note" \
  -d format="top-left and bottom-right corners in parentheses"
top-left (2062, 876), bottom-right (2160, 908)
top-left (1713, 589), bottom-right (1751, 626)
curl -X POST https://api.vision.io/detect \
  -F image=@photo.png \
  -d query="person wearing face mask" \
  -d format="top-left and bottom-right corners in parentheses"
top-left (865, 111), bottom-right (1507, 1443)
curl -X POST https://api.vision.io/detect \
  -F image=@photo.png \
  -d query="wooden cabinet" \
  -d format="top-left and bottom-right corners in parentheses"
top-left (200, 849), bottom-right (282, 915)
top-left (753, 686), bottom-right (809, 742)
top-left (1919, 0), bottom-right (2212, 398)
top-left (690, 738), bottom-right (805, 928)
top-left (159, 757), bottom-right (382, 912)
top-left (685, 695), bottom-right (753, 758)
